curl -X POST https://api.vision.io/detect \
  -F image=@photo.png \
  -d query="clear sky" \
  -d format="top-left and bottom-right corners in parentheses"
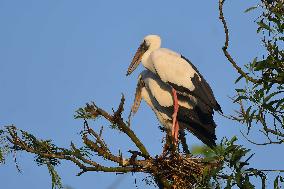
top-left (0, 0), bottom-right (283, 188)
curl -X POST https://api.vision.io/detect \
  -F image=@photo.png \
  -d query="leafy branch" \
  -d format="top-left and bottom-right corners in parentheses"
top-left (2, 96), bottom-right (220, 189)
top-left (1, 95), bottom-right (278, 188)
top-left (219, 0), bottom-right (284, 145)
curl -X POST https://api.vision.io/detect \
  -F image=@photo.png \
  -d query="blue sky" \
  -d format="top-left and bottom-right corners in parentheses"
top-left (0, 0), bottom-right (283, 188)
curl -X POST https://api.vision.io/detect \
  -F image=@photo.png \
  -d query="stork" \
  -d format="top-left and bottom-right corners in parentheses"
top-left (131, 70), bottom-right (217, 148)
top-left (127, 35), bottom-right (222, 144)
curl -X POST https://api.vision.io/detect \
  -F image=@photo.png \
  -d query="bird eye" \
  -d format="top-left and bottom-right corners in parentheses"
top-left (142, 40), bottom-right (149, 50)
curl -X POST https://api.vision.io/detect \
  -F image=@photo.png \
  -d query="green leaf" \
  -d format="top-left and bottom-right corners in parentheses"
top-left (191, 145), bottom-right (215, 158)
top-left (245, 106), bottom-right (252, 122)
top-left (235, 88), bottom-right (246, 93)
top-left (274, 176), bottom-right (280, 189)
top-left (275, 98), bottom-right (284, 110)
top-left (254, 60), bottom-right (267, 71)
top-left (235, 74), bottom-right (244, 84)
top-left (234, 95), bottom-right (248, 103)
top-left (263, 91), bottom-right (283, 104)
top-left (47, 163), bottom-right (63, 189)
top-left (0, 148), bottom-right (3, 164)
top-left (230, 136), bottom-right (238, 144)
top-left (244, 6), bottom-right (257, 13)
top-left (251, 57), bottom-right (258, 68)
top-left (257, 21), bottom-right (272, 32)
top-left (280, 176), bottom-right (284, 182)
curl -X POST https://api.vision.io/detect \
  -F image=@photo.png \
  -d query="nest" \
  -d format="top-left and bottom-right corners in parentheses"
top-left (151, 154), bottom-right (220, 189)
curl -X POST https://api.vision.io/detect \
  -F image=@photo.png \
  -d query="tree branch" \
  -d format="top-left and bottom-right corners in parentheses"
top-left (85, 95), bottom-right (150, 157)
top-left (218, 0), bottom-right (260, 84)
top-left (6, 126), bottom-right (150, 175)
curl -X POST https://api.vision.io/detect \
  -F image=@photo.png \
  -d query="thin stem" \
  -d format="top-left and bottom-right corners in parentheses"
top-left (86, 95), bottom-right (150, 157)
top-left (218, 0), bottom-right (260, 84)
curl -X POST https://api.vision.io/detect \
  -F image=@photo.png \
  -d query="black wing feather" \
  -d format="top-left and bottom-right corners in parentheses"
top-left (176, 55), bottom-right (223, 113)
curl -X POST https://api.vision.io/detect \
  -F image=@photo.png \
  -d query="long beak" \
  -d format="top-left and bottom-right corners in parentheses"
top-left (126, 41), bottom-right (148, 76)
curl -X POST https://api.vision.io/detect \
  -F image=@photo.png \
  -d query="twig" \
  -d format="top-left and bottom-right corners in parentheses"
top-left (240, 130), bottom-right (283, 145)
top-left (258, 169), bottom-right (284, 172)
top-left (218, 0), bottom-right (260, 84)
top-left (86, 95), bottom-right (150, 157)
top-left (6, 127), bottom-right (147, 175)
top-left (264, 128), bottom-right (284, 138)
top-left (82, 134), bottom-right (123, 164)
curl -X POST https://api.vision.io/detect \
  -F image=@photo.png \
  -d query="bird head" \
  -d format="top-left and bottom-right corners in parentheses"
top-left (126, 35), bottom-right (161, 76)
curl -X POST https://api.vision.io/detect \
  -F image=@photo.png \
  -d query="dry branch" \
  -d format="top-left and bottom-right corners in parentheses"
top-left (4, 95), bottom-right (221, 189)
top-left (85, 95), bottom-right (150, 157)
top-left (218, 0), bottom-right (260, 84)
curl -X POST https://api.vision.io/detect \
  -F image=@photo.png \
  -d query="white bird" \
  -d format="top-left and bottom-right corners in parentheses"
top-left (131, 70), bottom-right (217, 147)
top-left (127, 34), bottom-right (222, 144)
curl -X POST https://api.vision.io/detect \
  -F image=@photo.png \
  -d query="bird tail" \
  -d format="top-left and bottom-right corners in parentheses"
top-left (216, 102), bottom-right (223, 114)
top-left (179, 121), bottom-right (217, 148)
top-left (177, 107), bottom-right (217, 148)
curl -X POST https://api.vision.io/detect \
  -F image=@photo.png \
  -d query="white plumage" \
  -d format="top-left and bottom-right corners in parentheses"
top-left (131, 70), bottom-right (217, 147)
top-left (127, 34), bottom-right (222, 147)
top-left (149, 48), bottom-right (201, 91)
top-left (142, 70), bottom-right (195, 109)
top-left (127, 34), bottom-right (222, 113)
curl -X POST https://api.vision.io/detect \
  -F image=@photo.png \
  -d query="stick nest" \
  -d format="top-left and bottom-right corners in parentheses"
top-left (151, 154), bottom-right (220, 189)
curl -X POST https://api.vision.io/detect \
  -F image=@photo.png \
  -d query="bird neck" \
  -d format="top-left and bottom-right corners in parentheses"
top-left (142, 50), bottom-right (156, 73)
top-left (142, 41), bottom-right (161, 74)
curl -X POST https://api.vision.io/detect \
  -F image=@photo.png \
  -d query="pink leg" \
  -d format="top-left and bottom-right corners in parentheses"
top-left (171, 88), bottom-right (179, 145)
top-left (174, 121), bottom-right (179, 145)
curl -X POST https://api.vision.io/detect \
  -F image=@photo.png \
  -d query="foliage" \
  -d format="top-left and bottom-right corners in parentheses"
top-left (0, 123), bottom-right (271, 188)
top-left (274, 175), bottom-right (284, 189)
top-left (0, 97), bottom-right (272, 188)
top-left (6, 126), bottom-right (64, 189)
top-left (0, 1), bottom-right (283, 189)
top-left (192, 137), bottom-right (266, 189)
top-left (0, 129), bottom-right (12, 164)
top-left (47, 163), bottom-right (63, 189)
top-left (230, 0), bottom-right (284, 145)
top-left (0, 95), bottom-right (279, 189)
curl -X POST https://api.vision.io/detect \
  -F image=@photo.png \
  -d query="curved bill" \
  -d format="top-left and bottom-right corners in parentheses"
top-left (126, 41), bottom-right (148, 76)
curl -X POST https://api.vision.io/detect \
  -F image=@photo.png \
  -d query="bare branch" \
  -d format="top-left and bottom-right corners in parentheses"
top-left (82, 134), bottom-right (122, 164)
top-left (85, 95), bottom-right (150, 157)
top-left (218, 0), bottom-right (260, 84)
top-left (6, 127), bottom-right (147, 175)
top-left (5, 121), bottom-right (223, 189)
top-left (240, 130), bottom-right (284, 145)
